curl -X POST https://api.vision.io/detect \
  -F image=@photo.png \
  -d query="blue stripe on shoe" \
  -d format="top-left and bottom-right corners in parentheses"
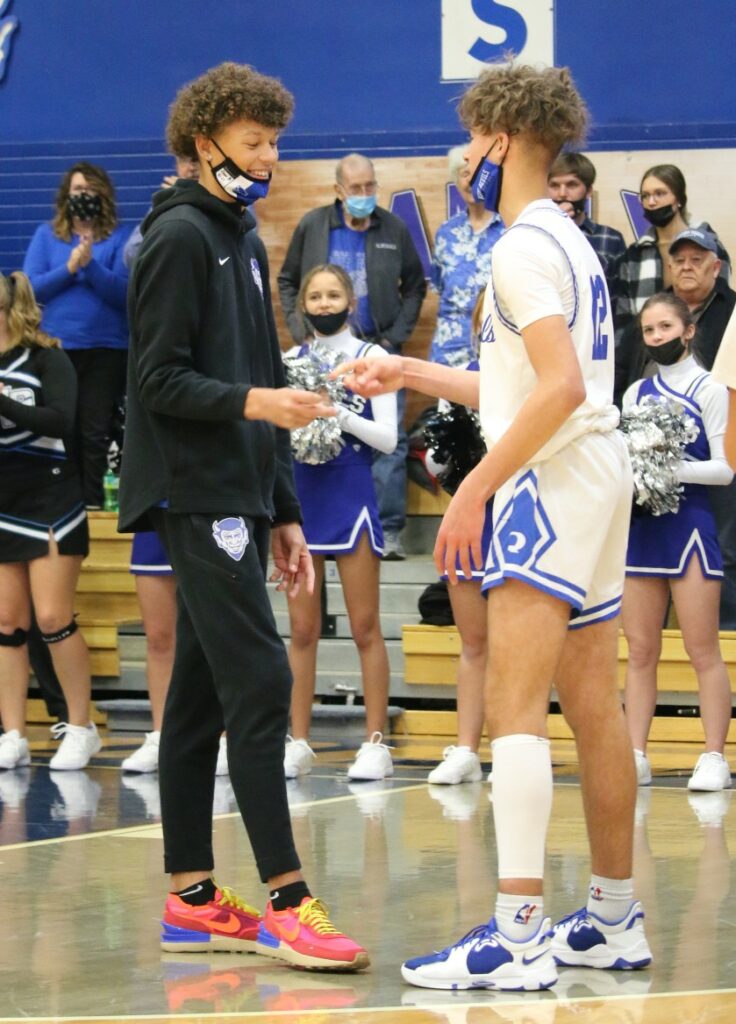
top-left (256, 923), bottom-right (280, 949)
top-left (160, 921), bottom-right (212, 944)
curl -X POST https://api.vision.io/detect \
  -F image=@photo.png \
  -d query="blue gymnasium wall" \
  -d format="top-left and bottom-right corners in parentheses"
top-left (0, 0), bottom-right (734, 274)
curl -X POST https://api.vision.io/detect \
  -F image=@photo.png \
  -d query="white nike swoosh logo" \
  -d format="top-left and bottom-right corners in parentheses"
top-left (219, 257), bottom-right (230, 266)
top-left (178, 883), bottom-right (204, 897)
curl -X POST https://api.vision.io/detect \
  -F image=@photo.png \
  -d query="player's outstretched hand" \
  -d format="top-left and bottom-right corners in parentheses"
top-left (434, 473), bottom-right (486, 586)
top-left (245, 387), bottom-right (337, 429)
top-left (270, 522), bottom-right (315, 599)
top-left (330, 355), bottom-right (404, 397)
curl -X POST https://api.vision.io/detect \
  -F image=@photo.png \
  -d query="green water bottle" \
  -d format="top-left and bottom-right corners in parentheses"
top-left (103, 470), bottom-right (119, 512)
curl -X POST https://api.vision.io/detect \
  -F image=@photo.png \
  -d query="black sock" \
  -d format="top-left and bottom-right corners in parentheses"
top-left (175, 878), bottom-right (217, 906)
top-left (270, 880), bottom-right (311, 911)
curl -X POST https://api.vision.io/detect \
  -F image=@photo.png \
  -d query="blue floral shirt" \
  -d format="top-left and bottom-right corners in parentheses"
top-left (429, 211), bottom-right (504, 366)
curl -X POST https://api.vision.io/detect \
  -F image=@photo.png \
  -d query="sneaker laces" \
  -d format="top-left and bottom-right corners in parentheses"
top-left (50, 722), bottom-right (90, 750)
top-left (441, 744), bottom-right (458, 760)
top-left (554, 907), bottom-right (587, 929)
top-left (298, 898), bottom-right (342, 936)
top-left (360, 731), bottom-right (393, 753)
top-left (214, 883), bottom-right (260, 918)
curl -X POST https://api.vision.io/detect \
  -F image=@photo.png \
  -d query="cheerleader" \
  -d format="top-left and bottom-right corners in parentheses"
top-left (623, 292), bottom-right (733, 792)
top-left (0, 271), bottom-right (100, 771)
top-left (284, 264), bottom-right (397, 781)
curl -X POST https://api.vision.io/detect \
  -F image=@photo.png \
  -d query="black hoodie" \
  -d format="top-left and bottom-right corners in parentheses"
top-left (118, 180), bottom-right (301, 533)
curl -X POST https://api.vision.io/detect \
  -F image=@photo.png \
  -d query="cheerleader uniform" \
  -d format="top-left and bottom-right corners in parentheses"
top-left (623, 355), bottom-right (732, 578)
top-left (284, 328), bottom-right (398, 557)
top-left (0, 344), bottom-right (88, 562)
top-left (130, 531), bottom-right (173, 576)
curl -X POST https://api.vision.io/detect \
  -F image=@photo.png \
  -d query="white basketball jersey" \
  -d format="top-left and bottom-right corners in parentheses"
top-left (479, 199), bottom-right (619, 462)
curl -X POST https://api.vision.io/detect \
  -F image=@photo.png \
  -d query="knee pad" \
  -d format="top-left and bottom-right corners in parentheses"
top-left (40, 618), bottom-right (78, 644)
top-left (0, 627), bottom-right (29, 647)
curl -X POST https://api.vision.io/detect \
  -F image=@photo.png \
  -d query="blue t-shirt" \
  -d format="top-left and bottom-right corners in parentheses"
top-left (328, 214), bottom-right (376, 337)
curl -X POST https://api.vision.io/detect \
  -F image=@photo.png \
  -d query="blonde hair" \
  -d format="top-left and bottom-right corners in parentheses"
top-left (458, 62), bottom-right (588, 157)
top-left (0, 272), bottom-right (60, 350)
top-left (52, 162), bottom-right (118, 243)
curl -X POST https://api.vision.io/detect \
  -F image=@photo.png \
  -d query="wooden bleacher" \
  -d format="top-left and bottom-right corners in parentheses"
top-left (402, 623), bottom-right (736, 744)
top-left (76, 512), bottom-right (135, 677)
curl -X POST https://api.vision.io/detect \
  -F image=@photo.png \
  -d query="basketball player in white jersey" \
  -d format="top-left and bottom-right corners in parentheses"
top-left (335, 62), bottom-right (652, 991)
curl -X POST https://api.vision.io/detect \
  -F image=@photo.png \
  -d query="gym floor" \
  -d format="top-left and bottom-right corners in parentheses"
top-left (0, 730), bottom-right (734, 1024)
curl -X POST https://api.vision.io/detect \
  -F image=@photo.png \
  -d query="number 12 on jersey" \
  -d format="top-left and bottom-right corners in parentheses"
top-left (590, 274), bottom-right (609, 361)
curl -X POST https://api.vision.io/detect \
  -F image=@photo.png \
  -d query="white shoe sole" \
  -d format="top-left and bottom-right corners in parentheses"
top-left (49, 737), bottom-right (102, 771)
top-left (401, 960), bottom-right (558, 991)
top-left (552, 936), bottom-right (652, 970)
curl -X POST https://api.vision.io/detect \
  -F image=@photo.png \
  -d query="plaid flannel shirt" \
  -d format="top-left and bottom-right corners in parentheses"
top-left (613, 221), bottom-right (731, 334)
top-left (579, 217), bottom-right (626, 292)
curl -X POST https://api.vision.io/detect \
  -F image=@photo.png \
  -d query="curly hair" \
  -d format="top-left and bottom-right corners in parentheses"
top-left (459, 62), bottom-right (588, 156)
top-left (0, 271), bottom-right (60, 350)
top-left (167, 62), bottom-right (294, 160)
top-left (52, 162), bottom-right (118, 242)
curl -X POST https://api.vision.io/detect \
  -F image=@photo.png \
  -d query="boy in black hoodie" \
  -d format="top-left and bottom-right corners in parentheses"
top-left (119, 62), bottom-right (368, 971)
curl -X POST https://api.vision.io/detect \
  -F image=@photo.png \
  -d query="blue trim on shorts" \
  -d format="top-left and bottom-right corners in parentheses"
top-left (568, 596), bottom-right (622, 630)
top-left (481, 566), bottom-right (586, 609)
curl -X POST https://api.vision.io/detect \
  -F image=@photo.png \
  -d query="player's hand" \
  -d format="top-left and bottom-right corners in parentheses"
top-left (270, 522), bottom-right (314, 598)
top-left (330, 354), bottom-right (404, 397)
top-left (434, 470), bottom-right (486, 585)
top-left (244, 387), bottom-right (337, 429)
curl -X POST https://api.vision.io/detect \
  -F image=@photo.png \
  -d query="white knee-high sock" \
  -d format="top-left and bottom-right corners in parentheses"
top-left (491, 734), bottom-right (553, 880)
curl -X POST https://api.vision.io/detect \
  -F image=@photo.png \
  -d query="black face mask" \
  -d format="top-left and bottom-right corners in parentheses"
top-left (642, 204), bottom-right (677, 228)
top-left (67, 192), bottom-right (102, 221)
top-left (645, 337), bottom-right (686, 365)
top-left (305, 309), bottom-right (350, 336)
top-left (553, 197), bottom-right (586, 215)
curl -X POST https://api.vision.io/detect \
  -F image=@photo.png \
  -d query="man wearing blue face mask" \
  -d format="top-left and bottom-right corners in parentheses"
top-left (278, 154), bottom-right (427, 559)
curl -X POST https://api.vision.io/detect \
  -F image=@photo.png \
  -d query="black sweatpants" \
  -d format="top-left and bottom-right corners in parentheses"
top-left (67, 348), bottom-right (127, 507)
top-left (151, 510), bottom-right (300, 883)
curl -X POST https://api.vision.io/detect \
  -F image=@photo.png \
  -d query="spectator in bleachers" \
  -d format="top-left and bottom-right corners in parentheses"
top-left (622, 293), bottom-right (733, 792)
top-left (282, 264), bottom-right (397, 782)
top-left (547, 151), bottom-right (625, 293)
top-left (614, 164), bottom-right (730, 334)
top-left (0, 271), bottom-right (100, 771)
top-left (123, 155), bottom-right (199, 268)
top-left (278, 153), bottom-right (427, 561)
top-left (428, 146), bottom-right (503, 368)
top-left (23, 163), bottom-right (130, 509)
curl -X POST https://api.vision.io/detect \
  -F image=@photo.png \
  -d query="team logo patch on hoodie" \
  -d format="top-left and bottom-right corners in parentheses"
top-left (250, 258), bottom-right (263, 297)
top-left (212, 516), bottom-right (249, 561)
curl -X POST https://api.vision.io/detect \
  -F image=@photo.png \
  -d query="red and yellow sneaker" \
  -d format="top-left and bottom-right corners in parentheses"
top-left (160, 883), bottom-right (262, 953)
top-left (256, 896), bottom-right (370, 972)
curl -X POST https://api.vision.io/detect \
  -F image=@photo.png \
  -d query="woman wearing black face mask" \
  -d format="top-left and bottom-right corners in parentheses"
top-left (281, 263), bottom-right (399, 784)
top-left (22, 162), bottom-right (130, 508)
top-left (614, 163), bottom-right (730, 336)
top-left (622, 292), bottom-right (734, 794)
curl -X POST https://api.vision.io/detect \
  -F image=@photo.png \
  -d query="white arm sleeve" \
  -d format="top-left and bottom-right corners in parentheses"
top-left (336, 345), bottom-right (398, 454)
top-left (677, 377), bottom-right (734, 486)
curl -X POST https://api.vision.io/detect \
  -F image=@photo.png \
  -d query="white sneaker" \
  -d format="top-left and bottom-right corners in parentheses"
top-left (346, 731), bottom-right (393, 781)
top-left (551, 902), bottom-right (652, 970)
top-left (215, 735), bottom-right (229, 776)
top-left (284, 736), bottom-right (316, 779)
top-left (427, 745), bottom-right (482, 785)
top-left (0, 730), bottom-right (31, 770)
top-left (688, 751), bottom-right (732, 792)
top-left (634, 749), bottom-right (651, 786)
top-left (49, 722), bottom-right (101, 771)
top-left (121, 731), bottom-right (160, 773)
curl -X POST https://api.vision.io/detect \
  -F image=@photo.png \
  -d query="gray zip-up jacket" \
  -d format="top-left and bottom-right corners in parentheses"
top-left (278, 200), bottom-right (427, 345)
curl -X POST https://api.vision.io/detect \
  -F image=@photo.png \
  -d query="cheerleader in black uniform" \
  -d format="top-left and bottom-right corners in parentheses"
top-left (283, 265), bottom-right (398, 781)
top-left (0, 272), bottom-right (100, 771)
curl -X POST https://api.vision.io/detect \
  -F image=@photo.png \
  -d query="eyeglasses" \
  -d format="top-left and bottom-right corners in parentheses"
top-left (341, 182), bottom-right (378, 197)
top-left (639, 188), bottom-right (671, 203)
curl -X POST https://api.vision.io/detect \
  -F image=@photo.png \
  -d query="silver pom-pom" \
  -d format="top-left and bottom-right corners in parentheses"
top-left (620, 396), bottom-right (699, 515)
top-left (284, 342), bottom-right (348, 465)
